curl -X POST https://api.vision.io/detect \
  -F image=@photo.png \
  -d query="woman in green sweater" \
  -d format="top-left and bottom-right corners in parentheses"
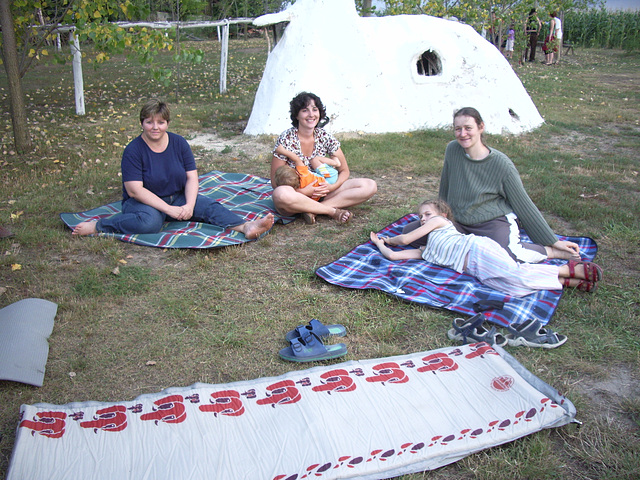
top-left (404, 107), bottom-right (581, 262)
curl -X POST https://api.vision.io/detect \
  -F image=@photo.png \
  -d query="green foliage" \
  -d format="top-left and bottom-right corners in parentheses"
top-left (140, 0), bottom-right (208, 19)
top-left (376, 1), bottom-right (606, 48)
top-left (175, 47), bottom-right (205, 64)
top-left (1, 1), bottom-right (175, 74)
top-left (565, 9), bottom-right (640, 51)
top-left (207, 0), bottom-right (288, 19)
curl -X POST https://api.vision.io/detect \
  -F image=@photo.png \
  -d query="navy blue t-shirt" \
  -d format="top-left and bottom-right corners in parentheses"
top-left (120, 132), bottom-right (197, 202)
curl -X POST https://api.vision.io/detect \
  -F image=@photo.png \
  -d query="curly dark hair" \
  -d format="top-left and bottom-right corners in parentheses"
top-left (289, 92), bottom-right (329, 128)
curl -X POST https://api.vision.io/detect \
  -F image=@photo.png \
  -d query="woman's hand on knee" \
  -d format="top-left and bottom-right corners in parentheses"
top-left (166, 205), bottom-right (187, 221)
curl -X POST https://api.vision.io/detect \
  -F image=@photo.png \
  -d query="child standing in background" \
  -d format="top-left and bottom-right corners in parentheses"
top-left (505, 25), bottom-right (515, 59)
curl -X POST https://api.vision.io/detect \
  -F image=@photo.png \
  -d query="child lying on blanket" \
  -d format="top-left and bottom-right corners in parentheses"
top-left (370, 199), bottom-right (603, 298)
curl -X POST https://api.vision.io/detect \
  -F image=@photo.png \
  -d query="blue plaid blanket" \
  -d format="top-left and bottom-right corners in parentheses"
top-left (60, 171), bottom-right (294, 249)
top-left (316, 214), bottom-right (598, 327)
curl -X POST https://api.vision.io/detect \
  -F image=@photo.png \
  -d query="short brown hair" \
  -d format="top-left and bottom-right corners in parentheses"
top-left (418, 198), bottom-right (454, 221)
top-left (140, 98), bottom-right (170, 124)
top-left (274, 165), bottom-right (300, 188)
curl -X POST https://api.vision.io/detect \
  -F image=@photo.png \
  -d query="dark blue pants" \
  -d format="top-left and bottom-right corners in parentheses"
top-left (97, 193), bottom-right (244, 234)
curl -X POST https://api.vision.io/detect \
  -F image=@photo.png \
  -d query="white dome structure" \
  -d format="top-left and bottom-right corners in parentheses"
top-left (244, 0), bottom-right (543, 136)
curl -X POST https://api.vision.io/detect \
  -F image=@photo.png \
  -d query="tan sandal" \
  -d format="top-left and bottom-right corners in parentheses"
top-left (331, 208), bottom-right (352, 224)
top-left (302, 212), bottom-right (316, 225)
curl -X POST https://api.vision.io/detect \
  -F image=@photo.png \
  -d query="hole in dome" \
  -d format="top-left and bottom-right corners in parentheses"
top-left (416, 50), bottom-right (442, 76)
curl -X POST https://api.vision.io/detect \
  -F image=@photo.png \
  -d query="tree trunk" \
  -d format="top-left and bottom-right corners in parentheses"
top-left (0, 0), bottom-right (32, 153)
top-left (362, 0), bottom-right (373, 17)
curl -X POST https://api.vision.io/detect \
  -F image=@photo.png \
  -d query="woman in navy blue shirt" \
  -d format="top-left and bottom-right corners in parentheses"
top-left (73, 99), bottom-right (274, 239)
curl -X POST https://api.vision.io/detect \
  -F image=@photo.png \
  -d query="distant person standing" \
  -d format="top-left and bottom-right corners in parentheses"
top-left (525, 8), bottom-right (542, 62)
top-left (553, 12), bottom-right (563, 63)
top-left (543, 12), bottom-right (563, 65)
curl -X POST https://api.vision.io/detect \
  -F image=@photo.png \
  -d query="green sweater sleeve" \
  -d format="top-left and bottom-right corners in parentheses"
top-left (501, 164), bottom-right (558, 246)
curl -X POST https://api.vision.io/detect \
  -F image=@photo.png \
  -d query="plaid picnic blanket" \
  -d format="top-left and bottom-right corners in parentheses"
top-left (60, 171), bottom-right (294, 249)
top-left (316, 214), bottom-right (598, 327)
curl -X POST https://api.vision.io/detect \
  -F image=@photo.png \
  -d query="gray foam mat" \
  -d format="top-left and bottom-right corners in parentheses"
top-left (0, 298), bottom-right (57, 387)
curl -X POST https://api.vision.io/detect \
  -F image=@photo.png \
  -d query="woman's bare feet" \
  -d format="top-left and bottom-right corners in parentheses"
top-left (238, 213), bottom-right (274, 239)
top-left (72, 220), bottom-right (98, 236)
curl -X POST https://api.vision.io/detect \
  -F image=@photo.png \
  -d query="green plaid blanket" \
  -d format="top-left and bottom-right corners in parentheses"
top-left (60, 171), bottom-right (294, 249)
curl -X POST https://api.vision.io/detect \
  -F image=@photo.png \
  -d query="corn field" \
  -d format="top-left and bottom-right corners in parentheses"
top-left (565, 9), bottom-right (640, 51)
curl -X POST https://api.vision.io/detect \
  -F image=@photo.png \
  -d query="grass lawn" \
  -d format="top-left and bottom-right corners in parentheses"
top-left (0, 38), bottom-right (639, 479)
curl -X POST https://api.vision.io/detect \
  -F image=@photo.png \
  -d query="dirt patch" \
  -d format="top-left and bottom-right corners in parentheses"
top-left (593, 73), bottom-right (639, 92)
top-left (574, 363), bottom-right (640, 431)
top-left (543, 124), bottom-right (640, 163)
top-left (189, 132), bottom-right (273, 159)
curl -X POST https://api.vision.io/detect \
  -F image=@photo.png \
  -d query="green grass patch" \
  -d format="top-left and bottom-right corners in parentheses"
top-left (74, 265), bottom-right (157, 297)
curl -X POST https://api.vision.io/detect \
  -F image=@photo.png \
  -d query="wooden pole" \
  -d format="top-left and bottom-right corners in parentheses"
top-left (263, 27), bottom-right (271, 54)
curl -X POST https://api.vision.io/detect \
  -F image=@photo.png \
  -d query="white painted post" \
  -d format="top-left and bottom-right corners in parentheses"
top-left (69, 30), bottom-right (85, 115)
top-left (219, 20), bottom-right (229, 94)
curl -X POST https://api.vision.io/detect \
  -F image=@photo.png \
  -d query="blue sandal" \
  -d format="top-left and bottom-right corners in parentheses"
top-left (284, 319), bottom-right (347, 342)
top-left (279, 330), bottom-right (347, 363)
top-left (447, 313), bottom-right (508, 347)
top-left (505, 319), bottom-right (567, 349)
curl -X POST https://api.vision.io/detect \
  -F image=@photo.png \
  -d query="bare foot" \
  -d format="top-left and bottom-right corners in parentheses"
top-left (72, 220), bottom-right (98, 236)
top-left (242, 213), bottom-right (274, 239)
top-left (545, 246), bottom-right (580, 260)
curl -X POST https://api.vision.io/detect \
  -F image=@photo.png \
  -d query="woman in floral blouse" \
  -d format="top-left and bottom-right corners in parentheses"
top-left (270, 92), bottom-right (377, 224)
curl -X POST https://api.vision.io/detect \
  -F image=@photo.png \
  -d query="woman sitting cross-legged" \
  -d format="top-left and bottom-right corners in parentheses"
top-left (73, 98), bottom-right (274, 239)
top-left (270, 91), bottom-right (377, 225)
top-left (371, 199), bottom-right (602, 298)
